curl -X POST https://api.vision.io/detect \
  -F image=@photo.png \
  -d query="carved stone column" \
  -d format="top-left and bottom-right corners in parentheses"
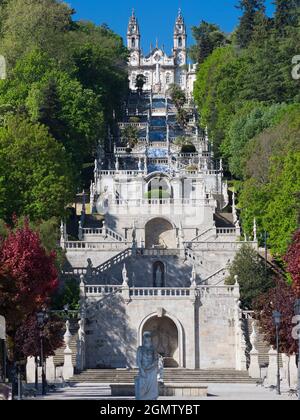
top-left (63, 320), bottom-right (74, 380)
top-left (249, 321), bottom-right (260, 378)
top-left (234, 278), bottom-right (247, 371)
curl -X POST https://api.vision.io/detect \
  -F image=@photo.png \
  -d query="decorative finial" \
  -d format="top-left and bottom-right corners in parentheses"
top-left (132, 8), bottom-right (135, 18)
top-left (156, 38), bottom-right (158, 49)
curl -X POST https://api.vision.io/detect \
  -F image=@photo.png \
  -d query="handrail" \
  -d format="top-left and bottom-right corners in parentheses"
top-left (203, 267), bottom-right (228, 285)
top-left (94, 248), bottom-right (133, 274)
top-left (83, 227), bottom-right (124, 242)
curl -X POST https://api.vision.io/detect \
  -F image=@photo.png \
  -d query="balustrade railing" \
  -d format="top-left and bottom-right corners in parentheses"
top-left (118, 122), bottom-right (148, 129)
top-left (64, 241), bottom-right (131, 251)
top-left (130, 288), bottom-right (191, 297)
top-left (83, 227), bottom-right (124, 242)
top-left (109, 198), bottom-right (204, 207)
top-left (85, 285), bottom-right (121, 295)
top-left (84, 284), bottom-right (239, 298)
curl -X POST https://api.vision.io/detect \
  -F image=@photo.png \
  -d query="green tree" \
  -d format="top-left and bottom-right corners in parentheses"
top-left (236, 0), bottom-right (266, 48)
top-left (167, 83), bottom-right (186, 109)
top-left (135, 74), bottom-right (146, 94)
top-left (226, 244), bottom-right (274, 308)
top-left (223, 103), bottom-right (289, 178)
top-left (273, 0), bottom-right (299, 35)
top-left (121, 125), bottom-right (139, 149)
top-left (70, 22), bottom-right (129, 120)
top-left (190, 21), bottom-right (227, 64)
top-left (0, 0), bottom-right (74, 67)
top-left (0, 50), bottom-right (105, 167)
top-left (239, 109), bottom-right (300, 256)
top-left (52, 279), bottom-right (80, 311)
top-left (0, 116), bottom-right (76, 222)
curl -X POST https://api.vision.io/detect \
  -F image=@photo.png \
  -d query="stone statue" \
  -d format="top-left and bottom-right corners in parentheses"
top-left (135, 331), bottom-right (159, 400)
top-left (86, 258), bottom-right (93, 278)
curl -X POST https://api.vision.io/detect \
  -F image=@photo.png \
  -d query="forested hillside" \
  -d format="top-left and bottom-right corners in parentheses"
top-left (193, 0), bottom-right (300, 257)
top-left (0, 0), bottom-right (128, 222)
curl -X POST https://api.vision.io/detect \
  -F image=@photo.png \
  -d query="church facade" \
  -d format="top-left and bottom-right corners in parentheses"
top-left (58, 10), bottom-right (259, 375)
top-left (127, 10), bottom-right (197, 97)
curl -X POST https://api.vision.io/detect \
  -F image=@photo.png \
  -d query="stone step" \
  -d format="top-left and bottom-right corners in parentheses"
top-left (69, 369), bottom-right (257, 384)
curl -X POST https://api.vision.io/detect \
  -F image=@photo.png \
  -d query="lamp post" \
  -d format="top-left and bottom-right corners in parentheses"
top-left (294, 299), bottom-right (300, 400)
top-left (272, 310), bottom-right (281, 395)
top-left (36, 309), bottom-right (48, 396)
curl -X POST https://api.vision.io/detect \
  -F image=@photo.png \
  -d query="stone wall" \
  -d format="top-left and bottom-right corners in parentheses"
top-left (84, 286), bottom-right (241, 370)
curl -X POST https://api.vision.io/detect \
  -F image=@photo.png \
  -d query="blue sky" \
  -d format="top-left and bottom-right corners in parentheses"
top-left (68, 0), bottom-right (275, 53)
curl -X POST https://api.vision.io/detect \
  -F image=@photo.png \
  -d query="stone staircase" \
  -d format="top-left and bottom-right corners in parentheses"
top-left (69, 369), bottom-right (258, 384)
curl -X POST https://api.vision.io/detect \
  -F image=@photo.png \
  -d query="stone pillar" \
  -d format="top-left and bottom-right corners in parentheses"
top-left (63, 320), bottom-right (74, 380)
top-left (248, 321), bottom-right (260, 378)
top-left (46, 356), bottom-right (56, 382)
top-left (266, 348), bottom-right (278, 386)
top-left (234, 279), bottom-right (247, 371)
top-left (281, 354), bottom-right (291, 390)
top-left (289, 354), bottom-right (298, 389)
top-left (26, 357), bottom-right (36, 384)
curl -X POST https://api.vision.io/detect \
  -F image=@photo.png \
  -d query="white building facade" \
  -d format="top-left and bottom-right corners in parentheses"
top-left (127, 10), bottom-right (197, 97)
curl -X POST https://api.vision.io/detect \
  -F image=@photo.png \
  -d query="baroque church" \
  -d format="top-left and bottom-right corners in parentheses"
top-left (127, 9), bottom-right (197, 96)
top-left (55, 10), bottom-right (259, 378)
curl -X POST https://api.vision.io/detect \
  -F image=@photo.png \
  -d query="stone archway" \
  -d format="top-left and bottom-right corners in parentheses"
top-left (145, 218), bottom-right (175, 249)
top-left (142, 316), bottom-right (179, 367)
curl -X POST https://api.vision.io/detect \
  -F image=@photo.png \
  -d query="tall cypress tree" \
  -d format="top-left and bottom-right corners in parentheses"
top-left (273, 0), bottom-right (299, 35)
top-left (236, 0), bottom-right (266, 48)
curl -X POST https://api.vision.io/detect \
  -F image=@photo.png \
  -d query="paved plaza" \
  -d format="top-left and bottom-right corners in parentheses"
top-left (33, 383), bottom-right (296, 401)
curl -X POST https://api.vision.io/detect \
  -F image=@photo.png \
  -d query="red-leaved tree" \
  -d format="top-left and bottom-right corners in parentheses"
top-left (14, 315), bottom-right (64, 360)
top-left (254, 278), bottom-right (298, 355)
top-left (0, 219), bottom-right (59, 359)
top-left (285, 229), bottom-right (300, 297)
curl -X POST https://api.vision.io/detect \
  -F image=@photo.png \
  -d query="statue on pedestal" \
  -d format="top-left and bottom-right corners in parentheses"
top-left (135, 331), bottom-right (159, 400)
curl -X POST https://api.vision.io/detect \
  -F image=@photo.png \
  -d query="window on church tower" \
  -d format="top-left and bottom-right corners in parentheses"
top-left (178, 37), bottom-right (182, 48)
top-left (166, 73), bottom-right (171, 85)
top-left (132, 38), bottom-right (136, 48)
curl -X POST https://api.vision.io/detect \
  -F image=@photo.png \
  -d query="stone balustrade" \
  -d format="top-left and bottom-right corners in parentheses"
top-left (99, 170), bottom-right (143, 176)
top-left (83, 227), bottom-right (124, 242)
top-left (95, 248), bottom-right (132, 273)
top-left (198, 285), bottom-right (238, 297)
top-left (84, 284), bottom-right (239, 299)
top-left (141, 249), bottom-right (180, 257)
top-left (192, 242), bottom-right (252, 251)
top-left (64, 241), bottom-right (131, 251)
top-left (216, 228), bottom-right (237, 235)
top-left (118, 122), bottom-right (148, 129)
top-left (109, 198), bottom-right (207, 207)
top-left (130, 287), bottom-right (191, 298)
top-left (85, 285), bottom-right (121, 295)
